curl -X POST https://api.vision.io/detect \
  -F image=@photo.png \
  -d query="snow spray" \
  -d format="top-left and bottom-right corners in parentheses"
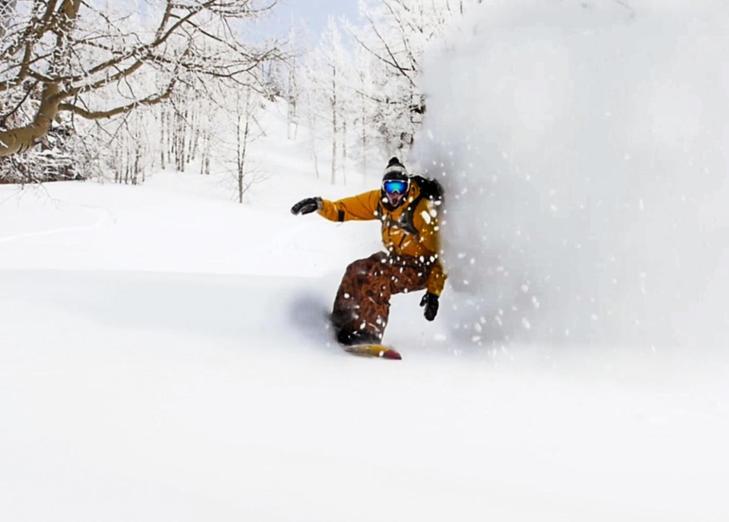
top-left (413, 0), bottom-right (729, 348)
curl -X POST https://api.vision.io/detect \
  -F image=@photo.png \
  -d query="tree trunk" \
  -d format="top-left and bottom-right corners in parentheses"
top-left (160, 108), bottom-right (166, 170)
top-left (0, 0), bottom-right (83, 157)
top-left (166, 108), bottom-right (174, 168)
top-left (342, 116), bottom-right (347, 185)
top-left (132, 138), bottom-right (141, 185)
top-left (330, 64), bottom-right (337, 185)
top-left (200, 127), bottom-right (211, 176)
top-left (187, 103), bottom-right (198, 165)
top-left (287, 55), bottom-right (298, 140)
top-left (237, 87), bottom-right (252, 204)
top-left (176, 110), bottom-right (186, 172)
top-left (0, 83), bottom-right (62, 157)
top-left (361, 91), bottom-right (367, 183)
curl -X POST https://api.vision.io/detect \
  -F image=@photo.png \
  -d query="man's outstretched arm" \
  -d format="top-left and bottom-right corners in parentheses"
top-left (292, 190), bottom-right (381, 222)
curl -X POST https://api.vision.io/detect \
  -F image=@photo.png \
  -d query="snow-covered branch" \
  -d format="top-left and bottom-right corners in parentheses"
top-left (0, 0), bottom-right (281, 160)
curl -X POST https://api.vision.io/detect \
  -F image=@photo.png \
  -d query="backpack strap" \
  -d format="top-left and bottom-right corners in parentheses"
top-left (402, 176), bottom-right (443, 234)
top-left (377, 176), bottom-right (444, 239)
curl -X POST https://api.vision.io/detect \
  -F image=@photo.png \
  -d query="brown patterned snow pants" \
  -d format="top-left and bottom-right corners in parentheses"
top-left (332, 252), bottom-right (431, 345)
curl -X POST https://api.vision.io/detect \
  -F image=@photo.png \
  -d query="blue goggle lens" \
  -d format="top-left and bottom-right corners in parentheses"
top-left (383, 179), bottom-right (408, 195)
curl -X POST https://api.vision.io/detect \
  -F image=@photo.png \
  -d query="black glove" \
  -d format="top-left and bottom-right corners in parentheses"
top-left (291, 197), bottom-right (322, 216)
top-left (420, 292), bottom-right (439, 321)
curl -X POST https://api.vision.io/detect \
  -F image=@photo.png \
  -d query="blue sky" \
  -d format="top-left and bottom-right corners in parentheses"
top-left (262, 0), bottom-right (360, 39)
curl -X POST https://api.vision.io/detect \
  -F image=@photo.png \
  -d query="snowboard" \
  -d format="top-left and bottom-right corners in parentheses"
top-left (344, 344), bottom-right (402, 360)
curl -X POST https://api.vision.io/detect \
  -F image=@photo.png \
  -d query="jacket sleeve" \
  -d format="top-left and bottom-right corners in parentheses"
top-left (318, 190), bottom-right (382, 222)
top-left (412, 200), bottom-right (447, 296)
top-left (427, 259), bottom-right (447, 296)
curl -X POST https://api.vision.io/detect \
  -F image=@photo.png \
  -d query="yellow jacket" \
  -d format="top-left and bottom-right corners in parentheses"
top-left (318, 183), bottom-right (447, 296)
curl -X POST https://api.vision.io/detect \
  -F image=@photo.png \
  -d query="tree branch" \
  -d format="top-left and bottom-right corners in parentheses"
top-left (58, 82), bottom-right (176, 120)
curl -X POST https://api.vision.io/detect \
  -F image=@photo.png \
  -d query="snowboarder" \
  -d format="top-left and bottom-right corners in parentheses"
top-left (291, 157), bottom-right (446, 347)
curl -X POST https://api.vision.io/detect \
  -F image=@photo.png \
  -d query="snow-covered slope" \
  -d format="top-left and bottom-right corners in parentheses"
top-left (1, 173), bottom-right (728, 522)
top-left (2, 6), bottom-right (729, 516)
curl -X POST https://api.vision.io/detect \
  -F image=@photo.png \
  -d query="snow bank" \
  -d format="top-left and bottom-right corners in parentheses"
top-left (414, 0), bottom-right (729, 348)
top-left (3, 269), bottom-right (728, 522)
top-left (2, 128), bottom-right (728, 521)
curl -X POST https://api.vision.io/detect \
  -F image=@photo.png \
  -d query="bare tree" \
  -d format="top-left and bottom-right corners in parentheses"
top-left (341, 0), bottom-right (482, 153)
top-left (0, 0), bottom-right (280, 160)
top-left (285, 28), bottom-right (300, 141)
top-left (0, 0), bottom-right (17, 39)
top-left (235, 86), bottom-right (253, 204)
top-left (330, 62), bottom-right (337, 184)
top-left (301, 17), bottom-right (348, 184)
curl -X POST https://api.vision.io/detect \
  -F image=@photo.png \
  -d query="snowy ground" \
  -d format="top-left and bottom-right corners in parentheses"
top-left (1, 171), bottom-right (728, 522)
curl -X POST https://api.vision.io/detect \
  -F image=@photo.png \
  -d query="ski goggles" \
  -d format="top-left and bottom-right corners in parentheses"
top-left (383, 179), bottom-right (409, 195)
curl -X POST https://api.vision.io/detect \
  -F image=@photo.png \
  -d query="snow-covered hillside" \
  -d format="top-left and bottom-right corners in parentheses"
top-left (2, 168), bottom-right (728, 522)
top-left (2, 2), bottom-right (729, 520)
